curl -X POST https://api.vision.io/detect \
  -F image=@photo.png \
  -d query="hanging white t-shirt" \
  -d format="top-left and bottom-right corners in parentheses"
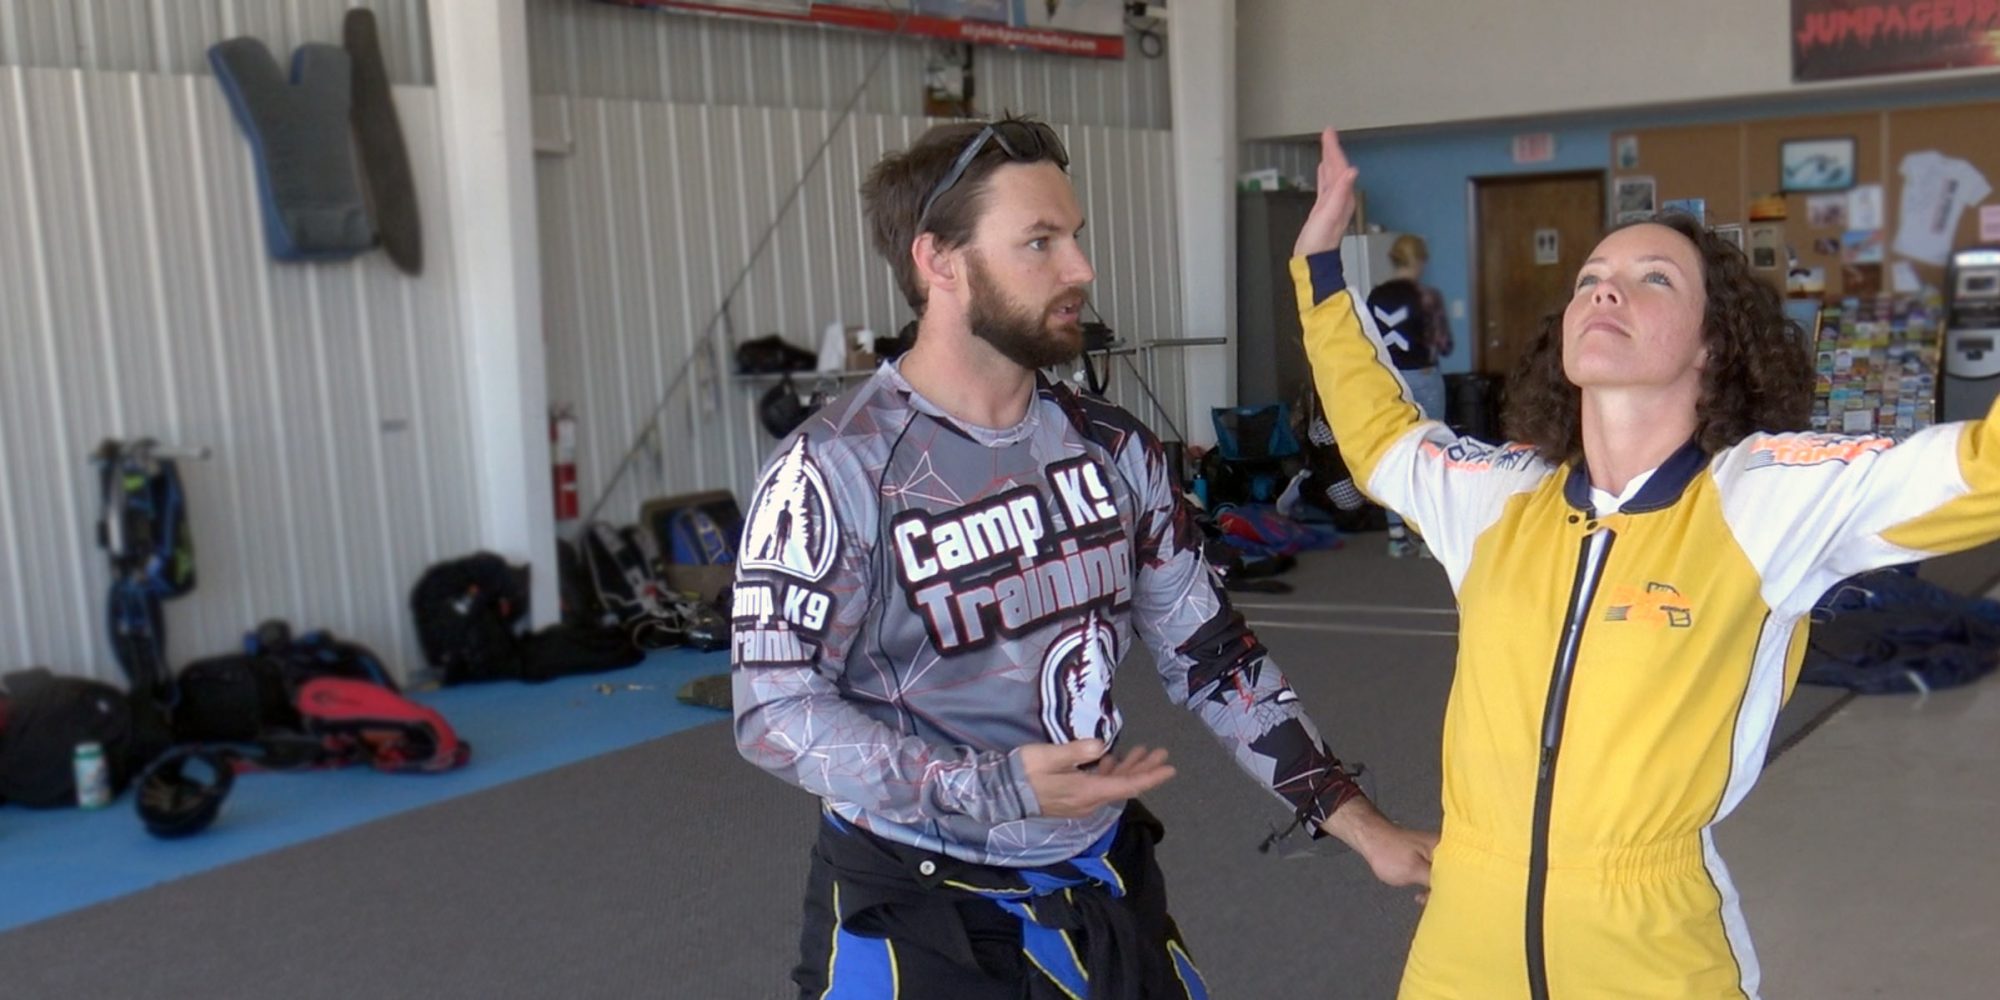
top-left (1893, 151), bottom-right (1991, 266)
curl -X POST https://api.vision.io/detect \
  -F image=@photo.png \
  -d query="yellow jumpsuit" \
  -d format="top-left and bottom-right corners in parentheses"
top-left (1294, 252), bottom-right (2000, 998)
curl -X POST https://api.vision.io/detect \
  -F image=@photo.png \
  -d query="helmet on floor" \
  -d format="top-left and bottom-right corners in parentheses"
top-left (135, 746), bottom-right (237, 839)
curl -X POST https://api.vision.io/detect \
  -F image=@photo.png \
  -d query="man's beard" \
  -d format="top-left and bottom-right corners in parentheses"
top-left (965, 255), bottom-right (1088, 371)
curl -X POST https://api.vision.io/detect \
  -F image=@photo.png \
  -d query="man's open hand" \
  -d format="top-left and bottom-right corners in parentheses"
top-left (1018, 740), bottom-right (1175, 818)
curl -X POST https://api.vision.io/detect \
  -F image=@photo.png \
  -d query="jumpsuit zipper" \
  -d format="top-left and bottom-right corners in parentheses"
top-left (1526, 526), bottom-right (1614, 1000)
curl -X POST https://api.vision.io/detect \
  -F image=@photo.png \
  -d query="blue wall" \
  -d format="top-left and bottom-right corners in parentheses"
top-left (1342, 78), bottom-right (2000, 374)
top-left (1344, 125), bottom-right (1609, 374)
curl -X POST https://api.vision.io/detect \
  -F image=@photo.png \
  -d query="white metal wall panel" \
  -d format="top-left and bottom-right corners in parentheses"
top-left (526, 0), bottom-right (1170, 129)
top-left (0, 0), bottom-right (432, 83)
top-left (537, 97), bottom-right (1187, 522)
top-left (0, 67), bottom-right (474, 683)
top-left (527, 0), bottom-right (1184, 522)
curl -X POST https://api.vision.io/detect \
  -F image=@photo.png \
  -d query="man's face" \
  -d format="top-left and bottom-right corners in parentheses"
top-left (958, 161), bottom-right (1096, 371)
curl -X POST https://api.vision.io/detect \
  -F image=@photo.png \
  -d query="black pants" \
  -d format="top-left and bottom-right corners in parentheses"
top-left (791, 803), bottom-right (1208, 1000)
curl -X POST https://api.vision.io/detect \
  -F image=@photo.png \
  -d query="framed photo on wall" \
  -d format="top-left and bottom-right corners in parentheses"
top-left (1613, 175), bottom-right (1656, 224)
top-left (1781, 137), bottom-right (1857, 192)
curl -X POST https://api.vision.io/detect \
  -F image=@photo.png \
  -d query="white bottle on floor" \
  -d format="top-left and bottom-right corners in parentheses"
top-left (74, 741), bottom-right (111, 809)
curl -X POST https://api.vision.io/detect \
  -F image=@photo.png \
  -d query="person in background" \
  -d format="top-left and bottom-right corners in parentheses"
top-left (1277, 382), bottom-right (1372, 528)
top-left (1364, 234), bottom-right (1453, 557)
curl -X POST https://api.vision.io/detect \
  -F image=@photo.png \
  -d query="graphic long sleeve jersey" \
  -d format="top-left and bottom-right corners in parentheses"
top-left (732, 364), bottom-right (1360, 867)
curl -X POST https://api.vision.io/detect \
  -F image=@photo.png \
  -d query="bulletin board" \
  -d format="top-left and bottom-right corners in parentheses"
top-left (1610, 100), bottom-right (2000, 300)
top-left (1745, 112), bottom-right (1884, 299)
top-left (1608, 123), bottom-right (1745, 228)
top-left (1887, 103), bottom-right (2000, 287)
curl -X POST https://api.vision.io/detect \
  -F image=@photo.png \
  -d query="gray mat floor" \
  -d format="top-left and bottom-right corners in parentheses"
top-left (0, 535), bottom-right (1958, 999)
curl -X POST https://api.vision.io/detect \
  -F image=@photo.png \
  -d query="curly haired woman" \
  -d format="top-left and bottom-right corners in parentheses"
top-left (1291, 128), bottom-right (2000, 999)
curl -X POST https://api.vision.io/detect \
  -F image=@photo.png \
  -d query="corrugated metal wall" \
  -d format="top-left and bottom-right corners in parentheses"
top-left (538, 100), bottom-right (1186, 518)
top-left (529, 0), bottom-right (1187, 520)
top-left (0, 65), bottom-right (475, 683)
top-left (0, 0), bottom-right (431, 83)
top-left (0, 0), bottom-right (1182, 683)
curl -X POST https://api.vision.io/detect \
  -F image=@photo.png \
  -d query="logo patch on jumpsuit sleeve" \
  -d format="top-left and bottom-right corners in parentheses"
top-left (742, 436), bottom-right (840, 583)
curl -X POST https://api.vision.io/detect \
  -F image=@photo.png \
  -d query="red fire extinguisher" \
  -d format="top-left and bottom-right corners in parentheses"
top-left (551, 406), bottom-right (579, 521)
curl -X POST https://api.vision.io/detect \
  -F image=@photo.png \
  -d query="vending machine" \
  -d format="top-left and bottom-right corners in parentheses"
top-left (1943, 246), bottom-right (2000, 422)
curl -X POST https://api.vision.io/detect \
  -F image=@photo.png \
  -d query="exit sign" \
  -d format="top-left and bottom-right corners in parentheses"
top-left (1512, 132), bottom-right (1556, 164)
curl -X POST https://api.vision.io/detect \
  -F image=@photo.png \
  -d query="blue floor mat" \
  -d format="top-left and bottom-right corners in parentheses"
top-left (0, 649), bottom-right (732, 933)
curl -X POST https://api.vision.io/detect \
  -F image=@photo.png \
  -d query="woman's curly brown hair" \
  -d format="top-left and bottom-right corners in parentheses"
top-left (1501, 212), bottom-right (1815, 463)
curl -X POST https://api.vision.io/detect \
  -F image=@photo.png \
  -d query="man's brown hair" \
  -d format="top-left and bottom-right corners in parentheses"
top-left (859, 114), bottom-right (1067, 314)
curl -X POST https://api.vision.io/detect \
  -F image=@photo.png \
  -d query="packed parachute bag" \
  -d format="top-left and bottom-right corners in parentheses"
top-left (1186, 501), bottom-right (1296, 596)
top-left (642, 493), bottom-right (738, 656)
top-left (579, 521), bottom-right (691, 650)
top-left (518, 622), bottom-right (646, 683)
top-left (409, 552), bottom-right (532, 684)
top-left (0, 668), bottom-right (139, 808)
top-left (643, 490), bottom-right (745, 568)
top-left (639, 490), bottom-right (740, 651)
top-left (172, 619), bottom-right (400, 747)
top-left (135, 676), bottom-right (472, 839)
top-left (172, 651), bottom-right (297, 744)
top-left (95, 440), bottom-right (197, 600)
top-left (95, 440), bottom-right (196, 701)
top-left (758, 373), bottom-right (822, 440)
top-left (412, 551), bottom-right (643, 685)
top-left (294, 677), bottom-right (470, 772)
top-left (94, 438), bottom-right (199, 771)
top-left (734, 333), bottom-right (819, 374)
top-left (251, 620), bottom-right (400, 690)
top-left (625, 493), bottom-right (743, 710)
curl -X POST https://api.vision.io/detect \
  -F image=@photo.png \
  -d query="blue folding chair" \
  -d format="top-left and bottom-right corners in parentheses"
top-left (1210, 403), bottom-right (1301, 503)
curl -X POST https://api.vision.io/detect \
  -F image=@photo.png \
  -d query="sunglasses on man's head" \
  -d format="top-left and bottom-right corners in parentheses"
top-left (916, 119), bottom-right (1069, 232)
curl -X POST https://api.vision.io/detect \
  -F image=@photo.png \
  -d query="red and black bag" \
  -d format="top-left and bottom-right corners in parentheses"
top-left (173, 621), bottom-right (399, 744)
top-left (295, 677), bottom-right (470, 773)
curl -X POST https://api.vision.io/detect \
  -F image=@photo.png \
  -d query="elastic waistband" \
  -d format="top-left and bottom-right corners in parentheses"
top-left (1440, 827), bottom-right (1710, 884)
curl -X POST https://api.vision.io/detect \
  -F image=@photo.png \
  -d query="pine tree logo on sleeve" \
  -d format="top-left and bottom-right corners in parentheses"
top-left (742, 437), bottom-right (839, 583)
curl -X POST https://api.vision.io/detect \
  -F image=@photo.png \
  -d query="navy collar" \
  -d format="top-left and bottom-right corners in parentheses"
top-left (1562, 438), bottom-right (1709, 515)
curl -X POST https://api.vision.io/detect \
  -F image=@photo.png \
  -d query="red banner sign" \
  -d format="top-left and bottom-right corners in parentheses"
top-left (605, 1), bottom-right (1126, 60)
top-left (1794, 0), bottom-right (2000, 81)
